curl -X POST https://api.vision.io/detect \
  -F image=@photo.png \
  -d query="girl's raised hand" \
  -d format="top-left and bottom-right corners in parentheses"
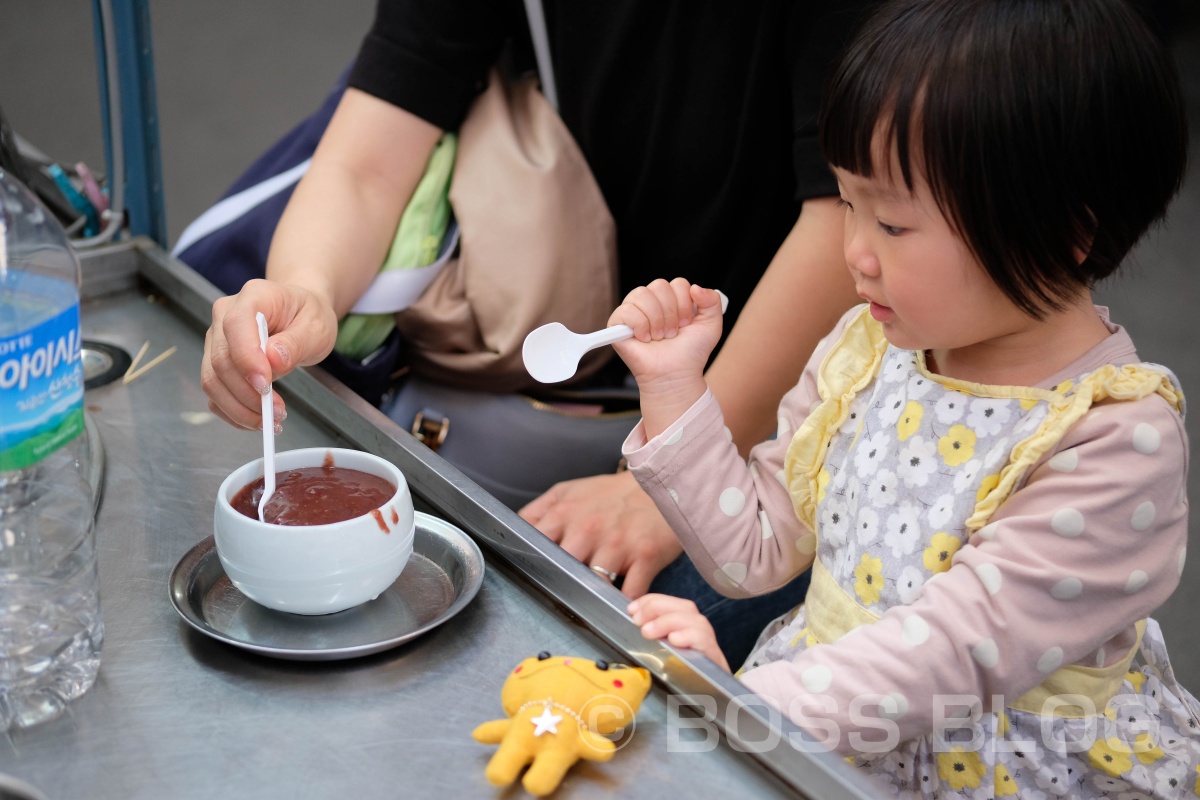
top-left (609, 278), bottom-right (723, 375)
top-left (627, 593), bottom-right (730, 672)
top-left (609, 279), bottom-right (723, 438)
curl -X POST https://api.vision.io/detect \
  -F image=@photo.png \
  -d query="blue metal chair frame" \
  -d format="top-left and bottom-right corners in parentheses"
top-left (91, 0), bottom-right (167, 247)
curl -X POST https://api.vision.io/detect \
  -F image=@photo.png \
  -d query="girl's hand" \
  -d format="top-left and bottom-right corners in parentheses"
top-left (609, 278), bottom-right (723, 384)
top-left (627, 593), bottom-right (730, 672)
top-left (609, 278), bottom-right (723, 439)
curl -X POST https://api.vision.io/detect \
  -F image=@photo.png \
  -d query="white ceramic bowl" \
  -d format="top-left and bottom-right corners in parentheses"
top-left (214, 447), bottom-right (415, 615)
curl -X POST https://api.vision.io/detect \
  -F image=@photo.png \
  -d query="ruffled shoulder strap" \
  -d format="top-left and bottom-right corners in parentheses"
top-left (784, 307), bottom-right (889, 531)
top-left (966, 362), bottom-right (1184, 530)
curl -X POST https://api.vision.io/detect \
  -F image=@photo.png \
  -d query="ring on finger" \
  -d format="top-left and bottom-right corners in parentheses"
top-left (590, 565), bottom-right (619, 582)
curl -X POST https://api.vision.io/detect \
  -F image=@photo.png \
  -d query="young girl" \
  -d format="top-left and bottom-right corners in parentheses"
top-left (610, 0), bottom-right (1197, 796)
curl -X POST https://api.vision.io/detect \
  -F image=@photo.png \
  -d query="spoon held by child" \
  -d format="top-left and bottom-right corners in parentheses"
top-left (522, 291), bottom-right (727, 384)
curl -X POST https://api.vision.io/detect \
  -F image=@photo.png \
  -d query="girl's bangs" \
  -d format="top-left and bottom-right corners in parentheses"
top-left (819, 3), bottom-right (956, 193)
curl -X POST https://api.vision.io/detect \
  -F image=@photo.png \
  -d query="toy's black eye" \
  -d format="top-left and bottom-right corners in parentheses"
top-left (594, 660), bottom-right (609, 670)
top-left (537, 651), bottom-right (552, 660)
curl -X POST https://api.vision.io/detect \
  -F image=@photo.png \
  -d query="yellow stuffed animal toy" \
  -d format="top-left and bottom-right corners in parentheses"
top-left (473, 652), bottom-right (652, 796)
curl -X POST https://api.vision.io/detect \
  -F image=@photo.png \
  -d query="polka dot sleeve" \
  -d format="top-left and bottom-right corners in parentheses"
top-left (738, 393), bottom-right (1189, 752)
top-left (620, 312), bottom-right (854, 598)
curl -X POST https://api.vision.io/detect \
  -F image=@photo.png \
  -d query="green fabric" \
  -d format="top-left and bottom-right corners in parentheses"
top-left (334, 133), bottom-right (457, 361)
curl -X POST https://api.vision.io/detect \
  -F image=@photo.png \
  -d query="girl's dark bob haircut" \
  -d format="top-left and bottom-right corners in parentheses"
top-left (820, 0), bottom-right (1188, 318)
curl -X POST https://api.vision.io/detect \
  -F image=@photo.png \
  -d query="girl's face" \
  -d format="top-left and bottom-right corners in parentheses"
top-left (833, 152), bottom-right (1036, 364)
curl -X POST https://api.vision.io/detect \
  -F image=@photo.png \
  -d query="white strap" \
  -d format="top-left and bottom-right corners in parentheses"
top-left (171, 159), bottom-right (311, 256)
top-left (349, 222), bottom-right (460, 314)
top-left (522, 0), bottom-right (558, 111)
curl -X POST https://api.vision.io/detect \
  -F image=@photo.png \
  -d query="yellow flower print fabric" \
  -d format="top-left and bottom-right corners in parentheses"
top-left (938, 423), bottom-right (975, 465)
top-left (854, 553), bottom-right (884, 604)
top-left (812, 342), bottom-right (1050, 608)
top-left (936, 747), bottom-right (987, 790)
top-left (922, 532), bottom-right (960, 574)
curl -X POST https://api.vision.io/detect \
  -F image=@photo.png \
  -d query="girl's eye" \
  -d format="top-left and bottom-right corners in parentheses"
top-left (836, 198), bottom-right (853, 211)
top-left (879, 222), bottom-right (904, 236)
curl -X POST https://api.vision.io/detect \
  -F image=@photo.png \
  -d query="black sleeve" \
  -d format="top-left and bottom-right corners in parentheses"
top-left (346, 0), bottom-right (520, 131)
top-left (788, 0), bottom-right (880, 201)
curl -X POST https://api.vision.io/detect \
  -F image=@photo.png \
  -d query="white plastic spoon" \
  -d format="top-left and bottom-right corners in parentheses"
top-left (523, 291), bottom-right (728, 384)
top-left (255, 312), bottom-right (276, 523)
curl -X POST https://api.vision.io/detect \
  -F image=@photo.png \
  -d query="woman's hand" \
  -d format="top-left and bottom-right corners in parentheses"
top-left (200, 278), bottom-right (339, 431)
top-left (609, 278), bottom-right (723, 440)
top-left (519, 471), bottom-right (683, 599)
top-left (627, 594), bottom-right (729, 671)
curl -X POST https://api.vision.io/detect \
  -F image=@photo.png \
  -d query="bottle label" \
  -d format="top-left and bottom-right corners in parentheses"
top-left (0, 302), bottom-right (84, 471)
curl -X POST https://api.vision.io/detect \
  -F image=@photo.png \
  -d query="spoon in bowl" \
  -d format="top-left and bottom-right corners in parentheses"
top-left (255, 312), bottom-right (276, 523)
top-left (523, 291), bottom-right (727, 384)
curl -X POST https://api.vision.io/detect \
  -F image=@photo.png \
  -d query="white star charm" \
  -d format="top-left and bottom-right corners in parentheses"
top-left (530, 705), bottom-right (563, 736)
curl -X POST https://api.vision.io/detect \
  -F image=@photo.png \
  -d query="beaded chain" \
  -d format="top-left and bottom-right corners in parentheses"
top-left (516, 697), bottom-right (590, 733)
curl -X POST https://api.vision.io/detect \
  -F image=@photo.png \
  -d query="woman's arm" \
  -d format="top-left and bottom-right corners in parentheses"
top-left (267, 88), bottom-right (443, 316)
top-left (705, 196), bottom-right (858, 454)
top-left (201, 88), bottom-right (443, 431)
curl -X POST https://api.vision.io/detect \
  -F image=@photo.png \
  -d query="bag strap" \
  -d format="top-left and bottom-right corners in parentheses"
top-left (522, 0), bottom-right (558, 111)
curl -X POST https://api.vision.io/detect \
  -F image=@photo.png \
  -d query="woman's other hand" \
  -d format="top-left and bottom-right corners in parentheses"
top-left (519, 471), bottom-right (682, 600)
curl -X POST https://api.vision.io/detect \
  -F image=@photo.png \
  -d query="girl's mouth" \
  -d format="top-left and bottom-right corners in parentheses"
top-left (869, 301), bottom-right (894, 322)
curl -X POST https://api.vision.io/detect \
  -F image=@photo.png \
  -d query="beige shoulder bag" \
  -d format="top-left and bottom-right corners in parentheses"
top-left (396, 64), bottom-right (618, 392)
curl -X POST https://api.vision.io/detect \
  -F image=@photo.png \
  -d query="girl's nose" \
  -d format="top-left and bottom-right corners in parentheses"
top-left (843, 218), bottom-right (880, 278)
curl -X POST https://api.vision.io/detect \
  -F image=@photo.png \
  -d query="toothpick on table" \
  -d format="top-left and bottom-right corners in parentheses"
top-left (124, 341), bottom-right (150, 382)
top-left (123, 344), bottom-right (177, 385)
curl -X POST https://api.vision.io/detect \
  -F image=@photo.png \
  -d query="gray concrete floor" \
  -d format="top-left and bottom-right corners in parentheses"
top-left (2, 2), bottom-right (1199, 688)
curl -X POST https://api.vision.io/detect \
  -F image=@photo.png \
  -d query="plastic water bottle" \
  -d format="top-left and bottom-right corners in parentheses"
top-left (0, 169), bottom-right (103, 731)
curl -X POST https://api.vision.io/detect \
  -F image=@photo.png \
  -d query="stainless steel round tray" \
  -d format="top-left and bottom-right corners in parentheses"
top-left (169, 512), bottom-right (484, 660)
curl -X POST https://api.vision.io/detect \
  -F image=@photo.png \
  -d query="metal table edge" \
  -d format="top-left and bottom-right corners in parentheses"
top-left (78, 237), bottom-right (878, 799)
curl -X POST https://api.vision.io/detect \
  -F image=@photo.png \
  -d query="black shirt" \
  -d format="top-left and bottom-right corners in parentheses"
top-left (348, 0), bottom-right (876, 336)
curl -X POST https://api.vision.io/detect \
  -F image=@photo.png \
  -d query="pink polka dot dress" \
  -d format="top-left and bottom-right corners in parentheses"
top-left (624, 306), bottom-right (1200, 798)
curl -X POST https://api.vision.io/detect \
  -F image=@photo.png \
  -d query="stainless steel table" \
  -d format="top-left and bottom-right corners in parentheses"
top-left (0, 240), bottom-right (876, 799)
